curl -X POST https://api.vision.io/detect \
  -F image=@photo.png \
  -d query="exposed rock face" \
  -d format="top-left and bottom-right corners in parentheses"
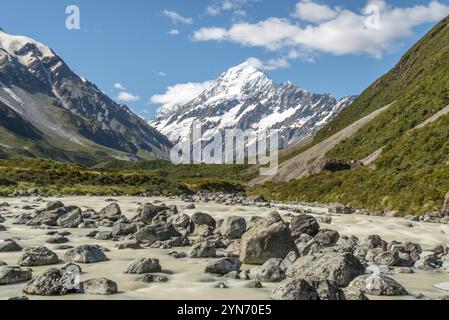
top-left (442, 192), bottom-right (449, 215)
top-left (81, 278), bottom-right (118, 295)
top-left (286, 252), bottom-right (365, 287)
top-left (249, 258), bottom-right (286, 282)
top-left (220, 216), bottom-right (247, 239)
top-left (240, 213), bottom-right (296, 265)
top-left (0, 239), bottom-right (22, 252)
top-left (22, 268), bottom-right (72, 296)
top-left (18, 247), bottom-right (59, 267)
top-left (308, 159), bottom-right (363, 175)
top-left (290, 214), bottom-right (320, 239)
top-left (63, 245), bottom-right (108, 264)
top-left (348, 275), bottom-right (408, 296)
top-left (271, 278), bottom-right (319, 300)
top-left (0, 266), bottom-right (32, 285)
top-left (125, 258), bottom-right (162, 274)
top-left (205, 257), bottom-right (242, 275)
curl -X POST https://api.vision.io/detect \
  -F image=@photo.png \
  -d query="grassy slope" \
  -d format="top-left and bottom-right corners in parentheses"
top-left (252, 16), bottom-right (449, 215)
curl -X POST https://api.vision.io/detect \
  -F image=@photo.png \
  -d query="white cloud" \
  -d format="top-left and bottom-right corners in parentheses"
top-left (163, 10), bottom-right (193, 25)
top-left (193, 0), bottom-right (449, 58)
top-left (117, 91), bottom-right (140, 102)
top-left (206, 0), bottom-right (256, 17)
top-left (150, 81), bottom-right (213, 106)
top-left (292, 0), bottom-right (339, 23)
top-left (246, 57), bottom-right (290, 71)
top-left (157, 71), bottom-right (167, 77)
top-left (168, 29), bottom-right (180, 35)
top-left (113, 82), bottom-right (126, 90)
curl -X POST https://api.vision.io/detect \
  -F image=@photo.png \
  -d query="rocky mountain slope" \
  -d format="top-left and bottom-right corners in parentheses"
top-left (151, 62), bottom-right (356, 151)
top-left (0, 28), bottom-right (172, 165)
top-left (252, 15), bottom-right (449, 215)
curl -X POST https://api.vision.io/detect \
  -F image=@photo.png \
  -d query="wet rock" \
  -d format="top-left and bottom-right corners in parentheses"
top-left (342, 287), bottom-right (369, 300)
top-left (220, 216), bottom-right (247, 239)
top-left (0, 266), bottom-right (32, 285)
top-left (280, 251), bottom-right (299, 271)
top-left (286, 252), bottom-right (364, 287)
top-left (414, 254), bottom-right (442, 270)
top-left (432, 244), bottom-right (449, 257)
top-left (240, 213), bottom-right (296, 265)
top-left (57, 208), bottom-right (83, 228)
top-left (290, 214), bottom-right (320, 239)
top-left (18, 247), bottom-right (59, 267)
top-left (136, 274), bottom-right (169, 283)
top-left (314, 229), bottom-right (340, 246)
top-left (64, 245), bottom-right (108, 264)
top-left (95, 231), bottom-right (113, 241)
top-left (133, 223), bottom-right (180, 244)
top-left (116, 241), bottom-right (141, 250)
top-left (46, 235), bottom-right (70, 244)
top-left (182, 203), bottom-right (196, 210)
top-left (271, 278), bottom-right (319, 300)
top-left (423, 211), bottom-right (443, 223)
top-left (99, 203), bottom-right (122, 221)
top-left (374, 250), bottom-right (400, 266)
top-left (168, 213), bottom-right (191, 233)
top-left (363, 235), bottom-right (387, 250)
top-left (328, 203), bottom-right (355, 215)
top-left (13, 213), bottom-right (32, 225)
top-left (188, 241), bottom-right (216, 258)
top-left (125, 258), bottom-right (162, 274)
top-left (318, 216), bottom-right (332, 224)
top-left (194, 224), bottom-right (215, 237)
top-left (22, 268), bottom-right (72, 296)
top-left (133, 203), bottom-right (168, 224)
top-left (205, 257), bottom-right (242, 275)
top-left (46, 201), bottom-right (64, 211)
top-left (348, 275), bottom-right (408, 296)
top-left (309, 279), bottom-right (345, 300)
top-left (191, 212), bottom-right (216, 227)
top-left (81, 278), bottom-right (118, 295)
top-left (250, 258), bottom-right (285, 282)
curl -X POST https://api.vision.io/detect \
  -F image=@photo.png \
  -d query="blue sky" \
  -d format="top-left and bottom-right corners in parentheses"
top-left (1, 0), bottom-right (448, 118)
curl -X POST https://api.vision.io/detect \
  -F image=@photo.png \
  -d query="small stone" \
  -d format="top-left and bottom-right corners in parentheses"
top-left (136, 274), bottom-right (169, 283)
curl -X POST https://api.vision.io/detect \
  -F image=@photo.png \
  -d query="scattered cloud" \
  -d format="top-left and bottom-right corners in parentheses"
top-left (193, 0), bottom-right (449, 59)
top-left (163, 10), bottom-right (193, 25)
top-left (206, 0), bottom-right (257, 17)
top-left (156, 71), bottom-right (167, 77)
top-left (246, 57), bottom-right (290, 71)
top-left (113, 82), bottom-right (126, 90)
top-left (117, 91), bottom-right (140, 102)
top-left (150, 81), bottom-right (213, 106)
top-left (292, 0), bottom-right (339, 23)
top-left (168, 29), bottom-right (180, 35)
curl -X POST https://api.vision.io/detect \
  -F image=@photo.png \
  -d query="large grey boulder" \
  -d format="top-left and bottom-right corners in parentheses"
top-left (81, 278), bottom-right (118, 295)
top-left (18, 247), bottom-right (59, 267)
top-left (46, 200), bottom-right (65, 211)
top-left (99, 203), bottom-right (122, 221)
top-left (309, 279), bottom-right (345, 300)
top-left (133, 223), bottom-right (180, 244)
top-left (0, 266), bottom-right (32, 285)
top-left (125, 258), bottom-right (162, 274)
top-left (0, 239), bottom-right (22, 252)
top-left (205, 257), bottom-right (241, 275)
top-left (290, 214), bottom-right (320, 239)
top-left (373, 250), bottom-right (400, 266)
top-left (191, 212), bottom-right (216, 227)
top-left (239, 213), bottom-right (296, 265)
top-left (112, 222), bottom-right (137, 236)
top-left (23, 268), bottom-right (72, 296)
top-left (188, 241), bottom-right (216, 258)
top-left (347, 275), bottom-right (408, 296)
top-left (271, 278), bottom-right (319, 300)
top-left (133, 203), bottom-right (168, 224)
top-left (250, 258), bottom-right (286, 282)
top-left (286, 252), bottom-right (364, 287)
top-left (64, 245), bottom-right (108, 264)
top-left (220, 216), bottom-right (247, 239)
top-left (168, 213), bottom-right (191, 232)
top-left (57, 208), bottom-right (83, 228)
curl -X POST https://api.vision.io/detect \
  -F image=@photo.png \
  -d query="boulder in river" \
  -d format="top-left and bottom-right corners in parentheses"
top-left (99, 203), bottom-right (122, 221)
top-left (113, 222), bottom-right (137, 237)
top-left (125, 258), bottom-right (162, 274)
top-left (191, 212), bottom-right (216, 227)
top-left (18, 247), bottom-right (59, 267)
top-left (239, 212), bottom-right (296, 265)
top-left (0, 240), bottom-right (22, 252)
top-left (271, 278), bottom-right (319, 300)
top-left (0, 266), bottom-right (32, 285)
top-left (290, 214), bottom-right (320, 239)
top-left (57, 208), bottom-right (83, 228)
top-left (81, 278), bottom-right (118, 295)
top-left (188, 241), bottom-right (217, 258)
top-left (220, 216), bottom-right (247, 239)
top-left (286, 252), bottom-right (365, 287)
top-left (64, 245), bottom-right (108, 264)
top-left (347, 274), bottom-right (408, 296)
top-left (22, 268), bottom-right (73, 296)
top-left (133, 223), bottom-right (180, 244)
top-left (249, 258), bottom-right (286, 282)
top-left (205, 257), bottom-right (241, 275)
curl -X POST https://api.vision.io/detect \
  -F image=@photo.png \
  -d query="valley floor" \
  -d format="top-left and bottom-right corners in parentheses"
top-left (1, 196), bottom-right (449, 300)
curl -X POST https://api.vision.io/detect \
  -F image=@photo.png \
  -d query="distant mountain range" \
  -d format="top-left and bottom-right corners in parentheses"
top-left (151, 62), bottom-right (356, 151)
top-left (0, 28), bottom-right (172, 165)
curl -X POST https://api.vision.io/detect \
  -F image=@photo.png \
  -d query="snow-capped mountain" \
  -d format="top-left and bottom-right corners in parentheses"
top-left (151, 62), bottom-right (357, 150)
top-left (0, 28), bottom-right (172, 163)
